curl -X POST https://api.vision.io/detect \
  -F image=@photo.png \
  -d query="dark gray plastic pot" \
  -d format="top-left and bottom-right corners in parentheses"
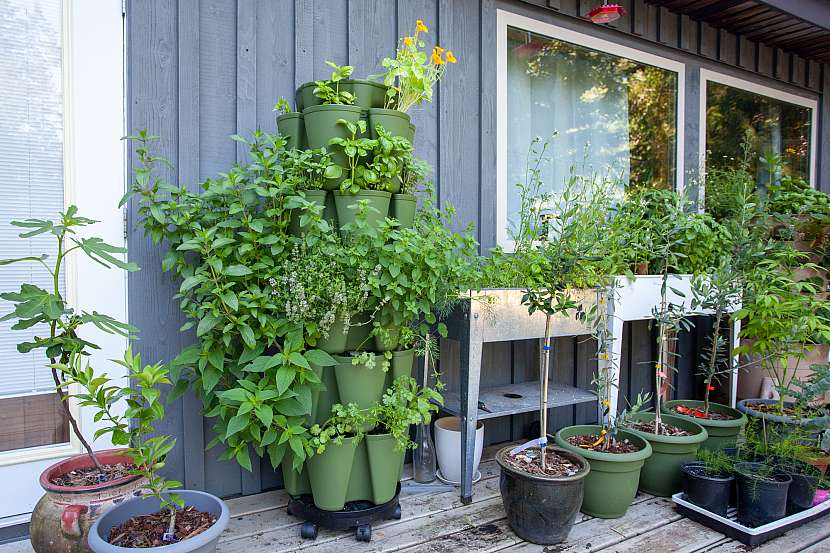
top-left (737, 398), bottom-right (824, 441)
top-left (680, 461), bottom-right (733, 516)
top-left (734, 462), bottom-right (791, 528)
top-left (495, 445), bottom-right (589, 545)
top-left (87, 490), bottom-right (229, 552)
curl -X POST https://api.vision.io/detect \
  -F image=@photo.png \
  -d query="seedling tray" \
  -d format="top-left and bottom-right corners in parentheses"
top-left (672, 492), bottom-right (830, 547)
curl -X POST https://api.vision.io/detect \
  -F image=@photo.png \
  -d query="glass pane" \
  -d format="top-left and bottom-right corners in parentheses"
top-left (706, 81), bottom-right (812, 186)
top-left (0, 0), bottom-right (68, 450)
top-left (506, 26), bottom-right (678, 236)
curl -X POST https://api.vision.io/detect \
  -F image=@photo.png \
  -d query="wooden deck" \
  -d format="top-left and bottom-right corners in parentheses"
top-left (4, 442), bottom-right (830, 553)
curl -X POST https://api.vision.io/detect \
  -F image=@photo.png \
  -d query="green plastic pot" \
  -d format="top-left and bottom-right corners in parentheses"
top-left (555, 425), bottom-right (652, 519)
top-left (334, 354), bottom-right (388, 409)
top-left (662, 399), bottom-right (747, 451)
top-left (345, 311), bottom-right (372, 351)
top-left (303, 104), bottom-right (364, 170)
top-left (342, 79), bottom-right (388, 109)
top-left (390, 349), bottom-right (414, 382)
top-left (392, 193), bottom-right (417, 229)
top-left (306, 437), bottom-right (359, 511)
top-left (332, 190), bottom-right (391, 237)
top-left (374, 325), bottom-right (400, 352)
top-left (288, 190), bottom-right (327, 236)
top-left (276, 112), bottom-right (305, 150)
top-left (295, 81), bottom-right (320, 112)
top-left (366, 433), bottom-right (406, 504)
top-left (406, 122), bottom-right (416, 144)
top-left (368, 108), bottom-right (411, 139)
top-left (314, 310), bottom-right (349, 354)
top-left (281, 454), bottom-right (310, 497)
top-left (345, 440), bottom-right (373, 502)
top-left (624, 413), bottom-right (708, 497)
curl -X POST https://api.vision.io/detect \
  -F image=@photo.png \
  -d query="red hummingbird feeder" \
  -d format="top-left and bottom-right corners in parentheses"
top-left (586, 2), bottom-right (626, 24)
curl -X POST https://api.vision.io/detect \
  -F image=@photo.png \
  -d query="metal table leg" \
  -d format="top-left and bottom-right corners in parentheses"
top-left (459, 311), bottom-right (483, 504)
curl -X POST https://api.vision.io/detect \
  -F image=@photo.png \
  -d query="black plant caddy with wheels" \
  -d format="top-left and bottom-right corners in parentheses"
top-left (287, 484), bottom-right (402, 542)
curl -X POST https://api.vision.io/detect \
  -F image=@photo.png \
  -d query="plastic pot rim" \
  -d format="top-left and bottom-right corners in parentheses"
top-left (495, 445), bottom-right (590, 484)
top-left (555, 425), bottom-right (653, 463)
top-left (302, 104), bottom-right (364, 116)
top-left (662, 399), bottom-right (748, 429)
top-left (680, 461), bottom-right (734, 482)
top-left (623, 413), bottom-right (708, 445)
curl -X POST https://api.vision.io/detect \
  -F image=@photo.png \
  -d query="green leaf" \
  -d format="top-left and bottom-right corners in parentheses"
top-left (225, 265), bottom-right (253, 277)
top-left (239, 325), bottom-right (256, 348)
top-left (255, 405), bottom-right (273, 428)
top-left (275, 365), bottom-right (296, 395)
top-left (197, 314), bottom-right (220, 336)
top-left (303, 349), bottom-right (337, 367)
top-left (244, 355), bottom-right (280, 373)
top-left (288, 351), bottom-right (310, 370)
top-left (236, 447), bottom-right (253, 471)
top-left (226, 414), bottom-right (249, 439)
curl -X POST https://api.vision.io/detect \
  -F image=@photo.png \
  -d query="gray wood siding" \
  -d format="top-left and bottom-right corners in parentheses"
top-left (126, 0), bottom-right (829, 498)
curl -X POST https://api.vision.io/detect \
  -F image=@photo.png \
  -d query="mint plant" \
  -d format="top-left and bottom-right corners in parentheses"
top-left (0, 207), bottom-right (137, 471)
top-left (313, 61), bottom-right (355, 105)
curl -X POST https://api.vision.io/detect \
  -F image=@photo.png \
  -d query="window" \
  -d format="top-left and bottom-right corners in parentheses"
top-left (0, 0), bottom-right (68, 452)
top-left (702, 70), bottom-right (817, 188)
top-left (496, 11), bottom-right (684, 250)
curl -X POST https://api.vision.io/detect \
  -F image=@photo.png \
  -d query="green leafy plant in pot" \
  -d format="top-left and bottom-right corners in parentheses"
top-left (274, 96), bottom-right (305, 150)
top-left (0, 207), bottom-right (143, 552)
top-left (367, 376), bottom-right (442, 504)
top-left (80, 349), bottom-right (229, 551)
top-left (282, 147), bottom-right (342, 233)
top-left (393, 154), bottom-right (429, 229)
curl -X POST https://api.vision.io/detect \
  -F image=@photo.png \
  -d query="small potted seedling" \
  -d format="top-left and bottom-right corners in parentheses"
top-left (680, 449), bottom-right (735, 516)
top-left (274, 96), bottom-right (305, 150)
top-left (84, 349), bottom-right (229, 551)
top-left (302, 61), bottom-right (363, 163)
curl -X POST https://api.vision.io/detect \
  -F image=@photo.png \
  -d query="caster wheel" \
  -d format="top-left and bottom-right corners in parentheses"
top-left (356, 524), bottom-right (372, 542)
top-left (300, 521), bottom-right (318, 540)
top-left (286, 504), bottom-right (293, 517)
top-left (391, 504), bottom-right (402, 520)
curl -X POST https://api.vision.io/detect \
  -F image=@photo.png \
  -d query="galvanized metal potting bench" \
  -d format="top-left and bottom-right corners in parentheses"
top-left (442, 276), bottom-right (742, 504)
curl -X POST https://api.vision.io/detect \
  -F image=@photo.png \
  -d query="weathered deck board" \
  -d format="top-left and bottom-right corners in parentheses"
top-left (692, 511), bottom-right (830, 553)
top-left (594, 516), bottom-right (724, 552)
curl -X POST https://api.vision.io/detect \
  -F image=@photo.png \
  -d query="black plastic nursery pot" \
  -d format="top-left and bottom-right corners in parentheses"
top-left (391, 193), bottom-right (417, 229)
top-left (662, 399), bottom-right (747, 451)
top-left (681, 461), bottom-right (734, 517)
top-left (332, 190), bottom-right (391, 237)
top-left (772, 457), bottom-right (821, 515)
top-left (495, 446), bottom-right (590, 545)
top-left (734, 462), bottom-right (792, 528)
top-left (87, 490), bottom-right (230, 553)
top-left (367, 108), bottom-right (411, 140)
top-left (341, 79), bottom-right (388, 109)
top-left (276, 112), bottom-right (305, 150)
top-left (624, 413), bottom-right (708, 497)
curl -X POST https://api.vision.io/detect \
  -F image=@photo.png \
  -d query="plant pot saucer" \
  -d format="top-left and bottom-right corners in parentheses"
top-left (436, 469), bottom-right (481, 486)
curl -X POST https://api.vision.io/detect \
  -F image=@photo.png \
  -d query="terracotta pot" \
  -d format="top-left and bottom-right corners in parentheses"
top-left (30, 449), bottom-right (146, 553)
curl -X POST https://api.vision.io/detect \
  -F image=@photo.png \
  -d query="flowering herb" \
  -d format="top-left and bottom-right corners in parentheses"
top-left (380, 20), bottom-right (456, 113)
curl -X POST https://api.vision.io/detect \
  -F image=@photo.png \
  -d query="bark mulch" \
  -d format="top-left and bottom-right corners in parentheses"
top-left (566, 434), bottom-right (642, 454)
top-left (673, 405), bottom-right (734, 420)
top-left (502, 447), bottom-right (581, 477)
top-left (107, 506), bottom-right (216, 548)
top-left (627, 420), bottom-right (692, 437)
top-left (50, 463), bottom-right (135, 487)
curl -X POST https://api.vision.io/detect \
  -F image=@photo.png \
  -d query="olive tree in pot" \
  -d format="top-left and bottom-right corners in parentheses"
top-left (0, 207), bottom-right (142, 552)
top-left (86, 349), bottom-right (229, 551)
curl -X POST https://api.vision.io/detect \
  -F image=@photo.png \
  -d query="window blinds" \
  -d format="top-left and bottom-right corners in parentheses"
top-left (0, 0), bottom-right (66, 397)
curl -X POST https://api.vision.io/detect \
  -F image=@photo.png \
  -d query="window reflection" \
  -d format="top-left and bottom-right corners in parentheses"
top-left (506, 26), bottom-right (678, 235)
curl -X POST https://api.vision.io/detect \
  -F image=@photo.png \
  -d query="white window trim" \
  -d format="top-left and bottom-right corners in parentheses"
top-left (496, 9), bottom-right (686, 251)
top-left (698, 68), bottom-right (819, 190)
top-left (0, 0), bottom-right (127, 522)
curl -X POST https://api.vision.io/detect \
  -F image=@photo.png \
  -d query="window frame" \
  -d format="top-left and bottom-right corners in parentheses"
top-left (698, 68), bottom-right (819, 191)
top-left (495, 9), bottom-right (686, 251)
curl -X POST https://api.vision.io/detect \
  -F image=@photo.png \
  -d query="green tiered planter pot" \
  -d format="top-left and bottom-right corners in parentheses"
top-left (624, 413), bottom-right (707, 497)
top-left (662, 399), bottom-right (747, 451)
top-left (333, 354), bottom-right (388, 410)
top-left (406, 122), bottom-right (416, 144)
top-left (314, 312), bottom-right (350, 354)
top-left (333, 190), bottom-right (391, 237)
top-left (276, 112), bottom-right (305, 149)
top-left (345, 311), bottom-right (372, 351)
top-left (288, 190), bottom-right (328, 236)
top-left (306, 437), bottom-right (359, 511)
top-left (366, 434), bottom-right (406, 504)
top-left (373, 325), bottom-right (401, 352)
top-left (391, 193), bottom-right (417, 229)
top-left (341, 79), bottom-right (388, 109)
top-left (295, 82), bottom-right (320, 112)
top-left (368, 108), bottom-right (411, 139)
top-left (303, 104), bottom-right (364, 179)
top-left (389, 349), bottom-right (415, 382)
top-left (555, 425), bottom-right (652, 519)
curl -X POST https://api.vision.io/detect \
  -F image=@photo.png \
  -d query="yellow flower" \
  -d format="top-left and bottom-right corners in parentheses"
top-left (431, 49), bottom-right (444, 65)
top-left (434, 46), bottom-right (445, 55)
top-left (445, 51), bottom-right (457, 64)
top-left (601, 400), bottom-right (610, 407)
top-left (416, 19), bottom-right (428, 33)
top-left (655, 363), bottom-right (662, 369)
top-left (600, 352), bottom-right (609, 360)
top-left (403, 36), bottom-right (413, 47)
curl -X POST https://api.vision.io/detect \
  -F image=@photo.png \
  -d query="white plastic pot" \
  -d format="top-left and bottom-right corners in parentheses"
top-left (434, 416), bottom-right (484, 484)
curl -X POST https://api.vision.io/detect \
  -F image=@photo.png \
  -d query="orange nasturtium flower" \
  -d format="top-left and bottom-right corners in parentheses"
top-left (416, 19), bottom-right (428, 33)
top-left (403, 36), bottom-right (413, 47)
top-left (431, 48), bottom-right (444, 65)
top-left (445, 50), bottom-right (457, 64)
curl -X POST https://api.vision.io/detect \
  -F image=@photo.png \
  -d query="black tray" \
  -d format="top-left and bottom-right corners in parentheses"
top-left (672, 492), bottom-right (830, 547)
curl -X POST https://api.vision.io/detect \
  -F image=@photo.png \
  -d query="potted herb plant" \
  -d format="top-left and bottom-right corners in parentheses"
top-left (680, 450), bottom-right (735, 516)
top-left (282, 147), bottom-right (342, 234)
top-left (0, 208), bottom-right (142, 553)
top-left (393, 154), bottom-right (429, 229)
top-left (83, 349), bottom-right (229, 551)
top-left (367, 376), bottom-right (441, 504)
top-left (274, 96), bottom-right (305, 150)
top-left (302, 61), bottom-right (363, 169)
top-left (305, 403), bottom-right (369, 511)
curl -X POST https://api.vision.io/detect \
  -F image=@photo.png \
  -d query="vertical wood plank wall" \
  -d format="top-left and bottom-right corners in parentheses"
top-left (126, 0), bottom-right (829, 498)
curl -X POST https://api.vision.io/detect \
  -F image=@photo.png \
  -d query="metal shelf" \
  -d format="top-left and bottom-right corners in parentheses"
top-left (440, 381), bottom-right (596, 420)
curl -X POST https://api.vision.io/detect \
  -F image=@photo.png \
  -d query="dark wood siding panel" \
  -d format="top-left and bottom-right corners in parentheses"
top-left (255, 1), bottom-right (295, 132)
